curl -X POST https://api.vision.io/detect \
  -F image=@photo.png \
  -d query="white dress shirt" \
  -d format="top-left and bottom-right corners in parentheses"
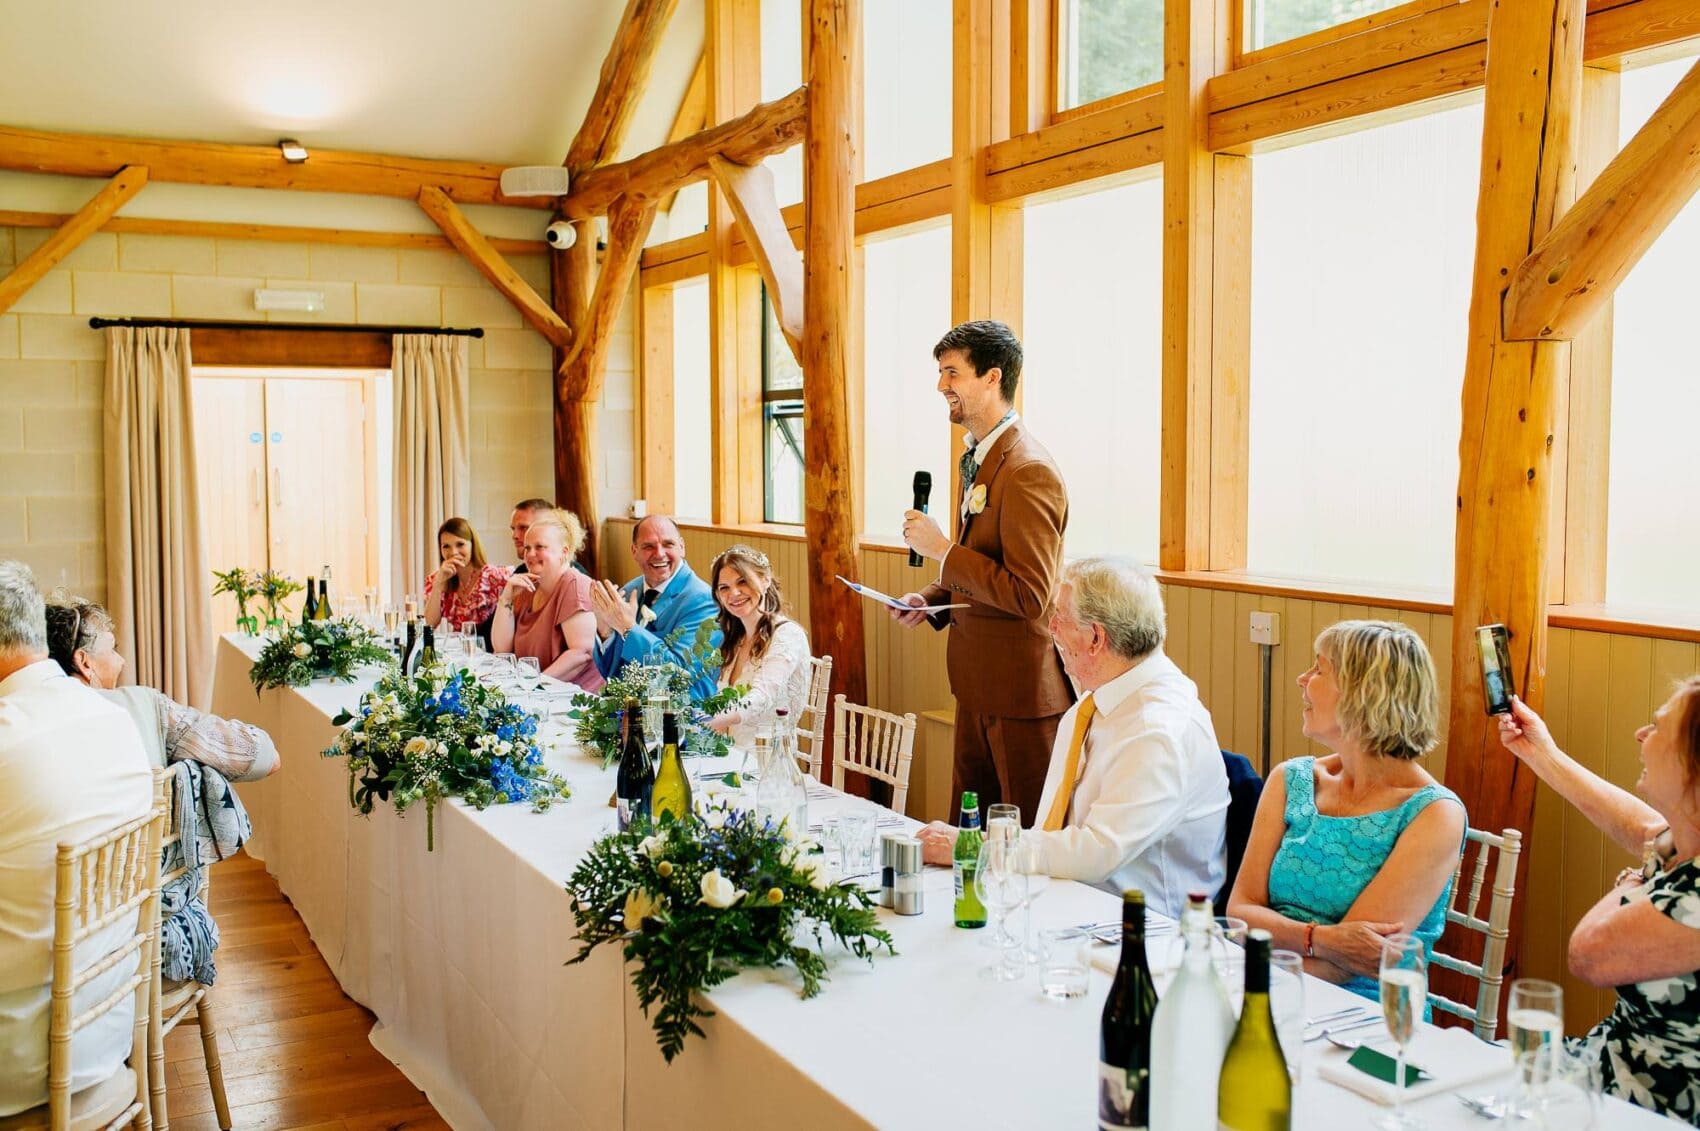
top-left (1025, 650), bottom-right (1229, 920)
top-left (0, 660), bottom-right (153, 1114)
top-left (717, 620), bottom-right (812, 750)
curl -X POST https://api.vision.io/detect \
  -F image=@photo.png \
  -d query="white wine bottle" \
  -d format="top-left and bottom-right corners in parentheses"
top-left (651, 712), bottom-right (692, 825)
top-left (314, 565), bottom-right (333, 619)
top-left (1149, 892), bottom-right (1235, 1129)
top-left (1099, 889), bottom-right (1157, 1130)
top-left (1217, 928), bottom-right (1291, 1131)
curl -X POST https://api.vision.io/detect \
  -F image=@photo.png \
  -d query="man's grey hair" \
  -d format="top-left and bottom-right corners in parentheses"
top-left (1063, 556), bottom-right (1165, 661)
top-left (0, 560), bottom-right (48, 654)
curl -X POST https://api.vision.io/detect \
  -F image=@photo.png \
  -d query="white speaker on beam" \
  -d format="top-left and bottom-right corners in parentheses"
top-left (500, 166), bottom-right (572, 197)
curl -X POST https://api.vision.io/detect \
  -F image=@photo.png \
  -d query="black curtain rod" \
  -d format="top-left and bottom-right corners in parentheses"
top-left (86, 317), bottom-right (484, 338)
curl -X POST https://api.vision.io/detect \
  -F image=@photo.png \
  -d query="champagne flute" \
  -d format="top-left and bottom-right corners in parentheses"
top-left (974, 835), bottom-right (1025, 982)
top-left (1268, 949), bottom-right (1306, 1082)
top-left (1378, 934), bottom-right (1427, 1130)
top-left (1012, 836), bottom-right (1050, 964)
top-left (1507, 979), bottom-right (1564, 1116)
top-left (982, 803), bottom-right (1021, 950)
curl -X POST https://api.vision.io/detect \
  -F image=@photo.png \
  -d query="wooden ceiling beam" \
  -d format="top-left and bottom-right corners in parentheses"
top-left (0, 123), bottom-right (544, 209)
top-left (559, 86), bottom-right (808, 219)
top-left (564, 0), bottom-right (683, 173)
top-left (0, 209), bottom-right (546, 253)
top-left (416, 185), bottom-right (572, 351)
top-left (1505, 54), bottom-right (1700, 341)
top-left (708, 156), bottom-right (803, 360)
top-left (0, 165), bottom-right (147, 317)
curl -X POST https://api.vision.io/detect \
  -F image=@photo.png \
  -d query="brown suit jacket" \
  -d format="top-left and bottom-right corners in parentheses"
top-left (922, 420), bottom-right (1074, 719)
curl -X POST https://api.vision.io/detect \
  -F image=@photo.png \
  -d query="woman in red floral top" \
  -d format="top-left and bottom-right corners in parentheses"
top-left (423, 517), bottom-right (512, 631)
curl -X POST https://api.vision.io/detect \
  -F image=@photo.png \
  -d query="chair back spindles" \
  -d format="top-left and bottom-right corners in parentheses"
top-left (830, 695), bottom-right (918, 815)
top-left (797, 656), bottom-right (833, 780)
top-left (1427, 826), bottom-right (1523, 1041)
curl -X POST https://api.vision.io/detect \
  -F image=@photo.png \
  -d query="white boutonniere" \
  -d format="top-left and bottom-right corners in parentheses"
top-left (966, 483), bottom-right (988, 516)
top-left (638, 604), bottom-right (658, 627)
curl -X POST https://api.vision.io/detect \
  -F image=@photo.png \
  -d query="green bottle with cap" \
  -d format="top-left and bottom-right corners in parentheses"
top-left (953, 790), bottom-right (986, 928)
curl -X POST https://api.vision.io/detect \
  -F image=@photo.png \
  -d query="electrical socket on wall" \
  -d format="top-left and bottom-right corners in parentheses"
top-left (1250, 611), bottom-right (1281, 646)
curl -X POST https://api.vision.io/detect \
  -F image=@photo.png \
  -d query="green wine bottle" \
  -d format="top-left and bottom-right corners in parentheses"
top-left (301, 577), bottom-right (319, 624)
top-left (1099, 889), bottom-right (1157, 1130)
top-left (953, 791), bottom-right (986, 928)
top-left (651, 712), bottom-right (692, 825)
top-left (1217, 928), bottom-right (1291, 1131)
top-left (314, 566), bottom-right (333, 619)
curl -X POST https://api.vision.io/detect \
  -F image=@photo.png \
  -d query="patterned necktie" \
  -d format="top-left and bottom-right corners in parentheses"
top-left (958, 446), bottom-right (979, 489)
top-left (1041, 693), bottom-right (1097, 832)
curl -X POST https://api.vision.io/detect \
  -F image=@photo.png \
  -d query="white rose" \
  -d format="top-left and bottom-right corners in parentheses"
top-left (636, 834), bottom-right (664, 859)
top-left (291, 642), bottom-right (313, 659)
top-left (796, 854), bottom-right (831, 891)
top-left (623, 886), bottom-right (664, 927)
top-left (704, 808), bottom-right (728, 830)
top-left (404, 736), bottom-right (430, 756)
top-left (698, 869), bottom-right (745, 909)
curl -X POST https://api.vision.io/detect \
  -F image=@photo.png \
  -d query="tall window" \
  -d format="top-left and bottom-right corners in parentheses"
top-left (672, 278), bottom-right (713, 521)
top-left (1022, 178), bottom-right (1163, 563)
top-left (761, 0), bottom-right (805, 206)
top-left (862, 223), bottom-right (951, 541)
top-left (763, 287), bottom-right (806, 524)
top-left (1245, 0), bottom-right (1412, 52)
top-left (863, 0), bottom-right (951, 180)
top-left (1246, 102), bottom-right (1482, 591)
top-left (1605, 53), bottom-right (1700, 613)
top-left (1059, 0), bottom-right (1162, 111)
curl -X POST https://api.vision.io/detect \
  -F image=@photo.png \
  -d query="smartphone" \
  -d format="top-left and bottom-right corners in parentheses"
top-left (1477, 623), bottom-right (1515, 716)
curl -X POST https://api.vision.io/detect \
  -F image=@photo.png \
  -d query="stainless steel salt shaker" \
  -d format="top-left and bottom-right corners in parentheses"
top-left (879, 833), bottom-right (902, 908)
top-left (890, 835), bottom-right (924, 915)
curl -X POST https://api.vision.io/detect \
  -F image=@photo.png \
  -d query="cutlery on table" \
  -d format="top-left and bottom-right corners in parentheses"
top-left (1455, 1094), bottom-right (1511, 1120)
top-left (1303, 1015), bottom-right (1383, 1043)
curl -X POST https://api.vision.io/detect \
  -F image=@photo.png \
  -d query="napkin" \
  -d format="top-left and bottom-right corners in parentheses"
top-left (1318, 1024), bottom-right (1510, 1106)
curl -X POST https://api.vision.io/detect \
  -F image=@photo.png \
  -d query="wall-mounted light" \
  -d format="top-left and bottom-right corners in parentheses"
top-left (254, 288), bottom-right (325, 313)
top-left (278, 138), bottom-right (308, 164)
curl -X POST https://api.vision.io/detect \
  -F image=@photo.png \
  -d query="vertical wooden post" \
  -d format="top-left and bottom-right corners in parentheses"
top-left (639, 283), bottom-right (678, 517)
top-left (804, 0), bottom-right (870, 716)
top-left (1443, 0), bottom-right (1584, 976)
top-left (551, 222), bottom-right (597, 565)
top-left (1159, 0), bottom-right (1249, 572)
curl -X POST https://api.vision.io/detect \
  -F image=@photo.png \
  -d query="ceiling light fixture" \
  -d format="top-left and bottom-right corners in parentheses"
top-left (278, 138), bottom-right (308, 164)
top-left (254, 288), bottom-right (325, 313)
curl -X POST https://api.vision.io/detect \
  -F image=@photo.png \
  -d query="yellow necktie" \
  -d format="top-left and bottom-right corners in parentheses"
top-left (1041, 692), bottom-right (1096, 832)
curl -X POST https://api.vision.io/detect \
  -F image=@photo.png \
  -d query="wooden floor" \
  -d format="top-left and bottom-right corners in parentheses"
top-left (161, 852), bottom-right (448, 1131)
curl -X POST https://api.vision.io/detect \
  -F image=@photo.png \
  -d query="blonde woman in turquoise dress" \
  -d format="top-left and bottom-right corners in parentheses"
top-left (1497, 677), bottom-right (1700, 1125)
top-left (1228, 620), bottom-right (1466, 1006)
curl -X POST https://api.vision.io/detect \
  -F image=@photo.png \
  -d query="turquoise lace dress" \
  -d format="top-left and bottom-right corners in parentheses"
top-left (1265, 756), bottom-right (1464, 1005)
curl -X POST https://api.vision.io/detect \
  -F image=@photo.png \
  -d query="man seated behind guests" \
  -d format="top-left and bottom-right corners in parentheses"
top-left (43, 595), bottom-right (280, 783)
top-left (588, 515), bottom-right (720, 699)
top-left (915, 557), bottom-right (1229, 919)
top-left (0, 561), bottom-right (153, 1116)
top-left (507, 497), bottom-right (555, 574)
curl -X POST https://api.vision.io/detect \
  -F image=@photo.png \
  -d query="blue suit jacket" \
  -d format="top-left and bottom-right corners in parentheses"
top-left (592, 561), bottom-right (721, 700)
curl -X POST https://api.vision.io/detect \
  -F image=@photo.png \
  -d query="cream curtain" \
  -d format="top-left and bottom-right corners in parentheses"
top-left (103, 326), bottom-right (214, 709)
top-left (391, 334), bottom-right (471, 601)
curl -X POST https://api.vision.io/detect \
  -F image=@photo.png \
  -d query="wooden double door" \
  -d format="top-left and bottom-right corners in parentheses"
top-left (193, 371), bottom-right (380, 626)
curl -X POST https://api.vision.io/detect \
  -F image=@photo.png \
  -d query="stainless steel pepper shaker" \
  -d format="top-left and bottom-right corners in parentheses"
top-left (890, 835), bottom-right (924, 915)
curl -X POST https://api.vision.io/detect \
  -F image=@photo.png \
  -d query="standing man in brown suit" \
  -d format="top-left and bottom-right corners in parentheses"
top-left (895, 320), bottom-right (1074, 821)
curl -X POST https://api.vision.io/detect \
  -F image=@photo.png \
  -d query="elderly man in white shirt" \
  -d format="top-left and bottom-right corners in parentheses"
top-left (915, 557), bottom-right (1228, 919)
top-left (0, 561), bottom-right (153, 1116)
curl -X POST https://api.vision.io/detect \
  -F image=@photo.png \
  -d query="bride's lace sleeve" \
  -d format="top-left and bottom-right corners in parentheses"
top-left (731, 620), bottom-right (812, 727)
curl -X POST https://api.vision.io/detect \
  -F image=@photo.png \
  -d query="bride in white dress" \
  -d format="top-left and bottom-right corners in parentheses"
top-left (704, 545), bottom-right (812, 749)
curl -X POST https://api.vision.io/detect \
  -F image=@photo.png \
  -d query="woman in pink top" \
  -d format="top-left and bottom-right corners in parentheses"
top-left (490, 509), bottom-right (604, 691)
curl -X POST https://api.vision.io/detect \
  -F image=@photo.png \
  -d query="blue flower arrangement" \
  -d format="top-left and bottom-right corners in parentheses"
top-left (324, 662), bottom-right (570, 850)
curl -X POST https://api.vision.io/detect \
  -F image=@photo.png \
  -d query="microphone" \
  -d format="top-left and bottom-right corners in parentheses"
top-left (909, 471), bottom-right (933, 568)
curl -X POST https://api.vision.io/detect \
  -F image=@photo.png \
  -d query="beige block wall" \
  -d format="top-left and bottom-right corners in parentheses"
top-left (0, 226), bottom-right (636, 608)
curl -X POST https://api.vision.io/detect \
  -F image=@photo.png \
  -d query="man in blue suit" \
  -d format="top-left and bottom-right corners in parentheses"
top-left (588, 515), bottom-right (720, 699)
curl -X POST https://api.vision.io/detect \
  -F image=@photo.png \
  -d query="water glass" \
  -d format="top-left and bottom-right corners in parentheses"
top-left (459, 620), bottom-right (478, 639)
top-left (494, 652), bottom-right (517, 689)
top-left (1036, 927), bottom-right (1090, 1000)
top-left (1269, 949), bottom-right (1306, 1081)
top-left (1377, 934), bottom-right (1428, 1130)
top-left (1213, 915), bottom-right (1249, 987)
top-left (817, 813), bottom-right (845, 873)
top-left (517, 656), bottom-right (542, 687)
top-left (839, 809), bottom-right (878, 877)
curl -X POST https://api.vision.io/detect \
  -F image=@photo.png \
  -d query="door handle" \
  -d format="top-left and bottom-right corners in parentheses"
top-left (272, 468), bottom-right (281, 507)
top-left (251, 468), bottom-right (261, 507)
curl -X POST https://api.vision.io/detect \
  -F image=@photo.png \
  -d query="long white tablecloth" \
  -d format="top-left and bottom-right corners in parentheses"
top-left (211, 635), bottom-right (1670, 1129)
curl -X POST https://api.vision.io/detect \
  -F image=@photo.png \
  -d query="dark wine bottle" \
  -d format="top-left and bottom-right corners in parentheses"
top-left (301, 577), bottom-right (319, 624)
top-left (1099, 889), bottom-right (1158, 1130)
top-left (400, 616), bottom-right (418, 675)
top-left (615, 701), bottom-right (654, 832)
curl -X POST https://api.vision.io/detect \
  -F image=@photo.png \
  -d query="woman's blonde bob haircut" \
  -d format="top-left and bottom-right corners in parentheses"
top-left (1314, 619), bottom-right (1440, 761)
top-left (523, 508), bottom-right (586, 559)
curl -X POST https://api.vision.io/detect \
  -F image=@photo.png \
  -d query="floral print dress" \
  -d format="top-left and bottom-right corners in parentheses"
top-left (424, 564), bottom-right (512, 630)
top-left (1584, 855), bottom-right (1700, 1124)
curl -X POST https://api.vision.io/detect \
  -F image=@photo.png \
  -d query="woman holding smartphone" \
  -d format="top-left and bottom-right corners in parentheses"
top-left (1497, 680), bottom-right (1700, 1123)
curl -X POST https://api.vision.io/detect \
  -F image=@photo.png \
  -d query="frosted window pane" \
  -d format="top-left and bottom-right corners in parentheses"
top-left (761, 0), bottom-right (805, 205)
top-left (672, 279), bottom-right (713, 522)
top-left (1605, 53), bottom-right (1700, 613)
top-left (1246, 0), bottom-right (1410, 52)
top-left (1247, 103), bottom-right (1481, 591)
top-left (862, 224), bottom-right (953, 540)
top-left (1059, 0), bottom-right (1163, 110)
top-left (1022, 179), bottom-right (1163, 564)
top-left (863, 0), bottom-right (951, 181)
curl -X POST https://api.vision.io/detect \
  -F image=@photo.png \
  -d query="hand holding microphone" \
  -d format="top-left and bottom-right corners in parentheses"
top-left (902, 469), bottom-right (950, 564)
top-left (909, 471), bottom-right (932, 567)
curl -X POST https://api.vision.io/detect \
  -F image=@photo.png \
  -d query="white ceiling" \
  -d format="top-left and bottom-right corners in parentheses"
top-left (0, 0), bottom-right (704, 169)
